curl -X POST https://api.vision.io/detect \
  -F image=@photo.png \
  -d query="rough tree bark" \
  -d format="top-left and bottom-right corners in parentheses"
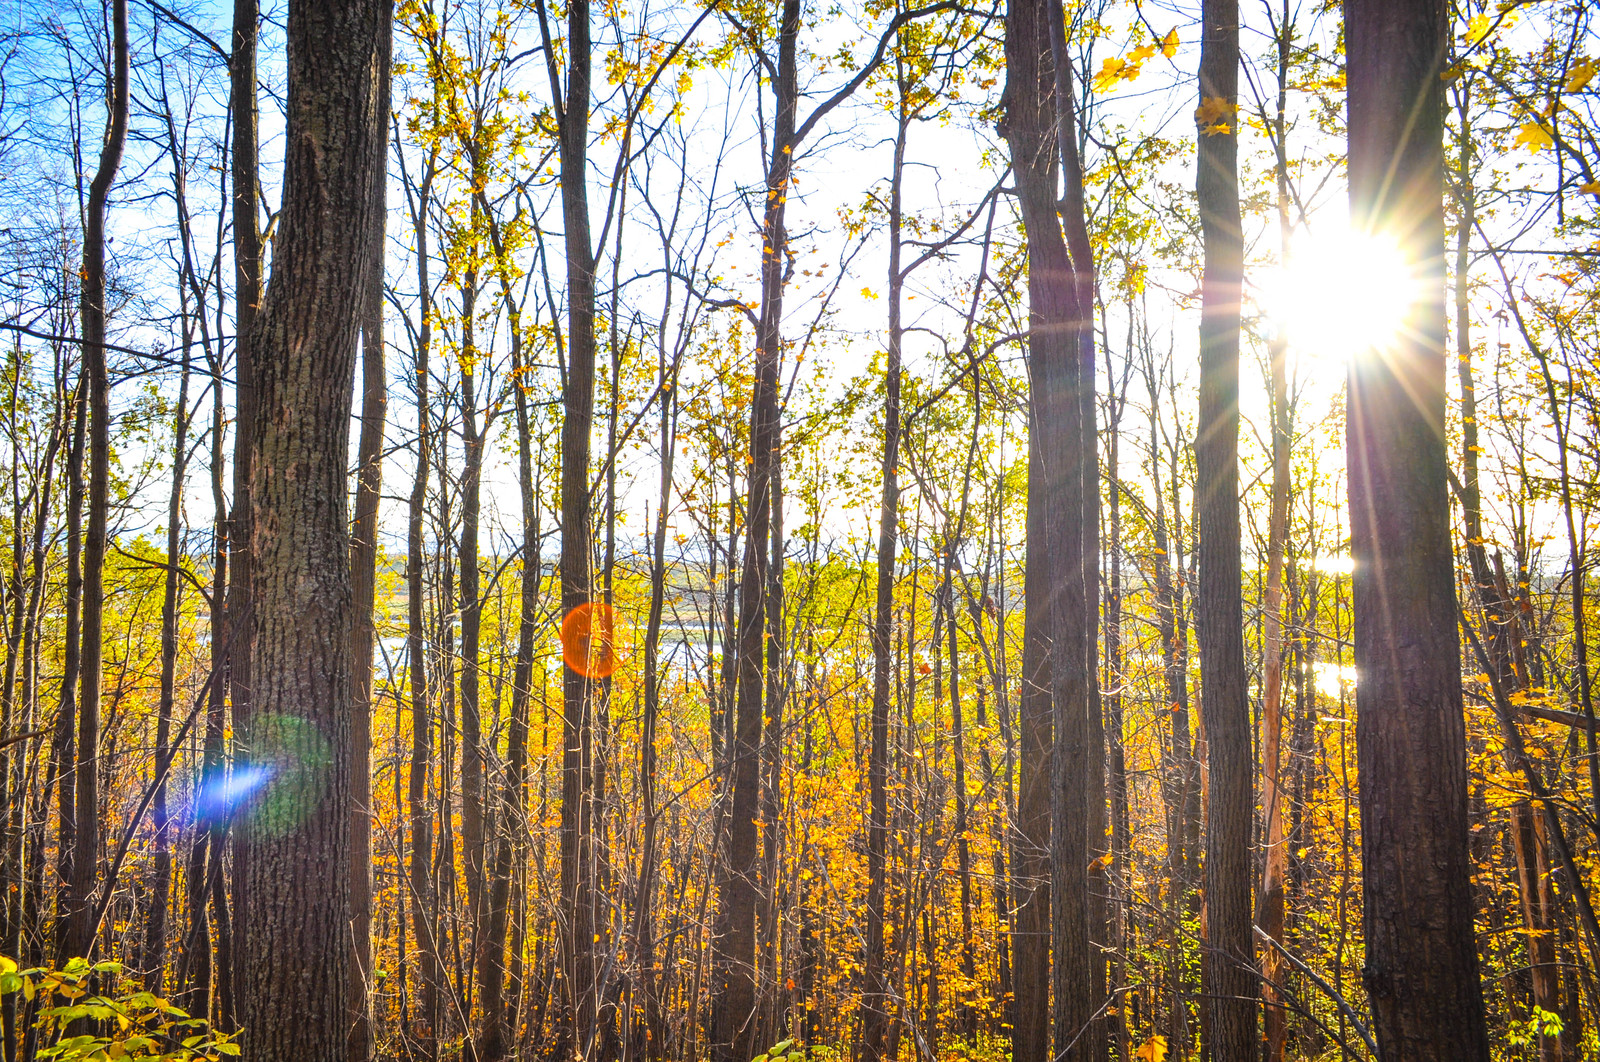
top-left (1194, 1), bottom-right (1256, 1058)
top-left (1045, 4), bottom-right (1107, 1055)
top-left (1001, 0), bottom-right (1094, 1054)
top-left (235, 0), bottom-right (391, 1058)
top-left (1343, 1), bottom-right (1491, 1058)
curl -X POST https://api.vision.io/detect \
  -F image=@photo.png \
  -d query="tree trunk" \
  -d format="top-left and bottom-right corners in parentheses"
top-left (477, 241), bottom-right (537, 1062)
top-left (1194, 3), bottom-right (1255, 1059)
top-left (1043, 8), bottom-right (1107, 1055)
top-left (181, 330), bottom-right (229, 1019)
top-left (551, 0), bottom-right (604, 1047)
top-left (403, 128), bottom-right (440, 1062)
top-left (1344, 1), bottom-right (1491, 1057)
top-left (236, 0), bottom-right (390, 1056)
top-left (1104, 343), bottom-right (1132, 1062)
top-left (1510, 803), bottom-right (1565, 1062)
top-left (862, 75), bottom-right (908, 1062)
top-left (51, 378), bottom-right (85, 961)
top-left (65, 0), bottom-right (129, 962)
top-left (141, 336), bottom-right (192, 989)
top-left (1258, 9), bottom-right (1294, 1059)
top-left (711, 3), bottom-right (796, 1058)
top-left (1002, 0), bottom-right (1094, 1053)
top-left (633, 324), bottom-right (676, 1061)
top-left (348, 149), bottom-right (389, 1062)
top-left (458, 281), bottom-right (488, 938)
top-left (224, 0), bottom-right (261, 1023)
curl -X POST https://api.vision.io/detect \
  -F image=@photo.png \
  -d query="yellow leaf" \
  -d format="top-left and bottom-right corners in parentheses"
top-left (1566, 58), bottom-right (1597, 93)
top-left (1136, 1035), bottom-right (1169, 1062)
top-left (1129, 43), bottom-right (1158, 63)
top-left (1195, 95), bottom-right (1236, 135)
top-left (1514, 121), bottom-right (1554, 151)
top-left (1093, 56), bottom-right (1127, 92)
top-left (1465, 13), bottom-right (1492, 45)
top-left (1581, 181), bottom-right (1600, 194)
top-left (1162, 28), bottom-right (1179, 58)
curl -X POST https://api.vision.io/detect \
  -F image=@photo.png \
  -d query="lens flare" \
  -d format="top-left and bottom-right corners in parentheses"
top-left (561, 602), bottom-right (622, 678)
top-left (234, 713), bottom-right (332, 838)
top-left (193, 765), bottom-right (274, 822)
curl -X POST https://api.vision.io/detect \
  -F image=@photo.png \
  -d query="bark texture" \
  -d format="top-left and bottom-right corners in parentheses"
top-left (1001, 0), bottom-right (1095, 1054)
top-left (1194, 1), bottom-right (1256, 1059)
top-left (237, 1), bottom-right (391, 1058)
top-left (1344, 2), bottom-right (1490, 1058)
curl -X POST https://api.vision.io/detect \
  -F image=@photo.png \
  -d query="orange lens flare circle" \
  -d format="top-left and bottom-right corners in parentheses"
top-left (561, 602), bottom-right (622, 678)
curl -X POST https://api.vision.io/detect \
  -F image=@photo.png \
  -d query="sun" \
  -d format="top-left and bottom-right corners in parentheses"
top-left (1256, 222), bottom-right (1420, 363)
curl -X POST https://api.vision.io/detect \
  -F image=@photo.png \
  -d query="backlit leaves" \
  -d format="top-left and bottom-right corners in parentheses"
top-left (1195, 96), bottom-right (1236, 137)
top-left (1515, 120), bottom-right (1555, 151)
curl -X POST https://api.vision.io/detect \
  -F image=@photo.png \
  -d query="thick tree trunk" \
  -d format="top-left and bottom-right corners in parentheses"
top-left (1048, 10), bottom-right (1107, 1053)
top-left (1002, 0), bottom-right (1094, 1054)
top-left (1344, 1), bottom-right (1491, 1058)
top-left (1194, 3), bottom-right (1256, 1059)
top-left (236, 0), bottom-right (390, 1057)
